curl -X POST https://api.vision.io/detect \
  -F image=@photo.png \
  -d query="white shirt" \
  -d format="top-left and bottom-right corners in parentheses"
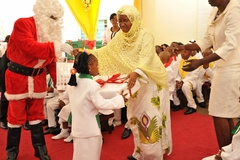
top-left (102, 27), bottom-right (120, 46)
top-left (67, 78), bottom-right (124, 138)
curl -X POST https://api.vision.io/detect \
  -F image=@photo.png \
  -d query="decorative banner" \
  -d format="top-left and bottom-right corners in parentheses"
top-left (65, 0), bottom-right (101, 41)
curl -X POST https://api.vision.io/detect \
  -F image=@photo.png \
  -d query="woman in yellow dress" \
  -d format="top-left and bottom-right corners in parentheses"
top-left (93, 5), bottom-right (172, 160)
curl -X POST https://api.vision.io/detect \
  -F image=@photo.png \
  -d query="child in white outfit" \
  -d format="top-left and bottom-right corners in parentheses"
top-left (158, 51), bottom-right (175, 107)
top-left (202, 121), bottom-right (240, 160)
top-left (67, 51), bottom-right (126, 160)
top-left (195, 48), bottom-right (215, 108)
top-left (176, 50), bottom-right (200, 114)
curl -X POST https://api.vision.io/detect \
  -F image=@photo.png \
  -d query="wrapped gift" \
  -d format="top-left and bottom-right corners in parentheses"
top-left (94, 74), bottom-right (141, 99)
top-left (56, 62), bottom-right (74, 90)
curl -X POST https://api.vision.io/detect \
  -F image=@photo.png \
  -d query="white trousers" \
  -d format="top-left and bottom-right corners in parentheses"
top-left (44, 97), bottom-right (53, 119)
top-left (73, 135), bottom-right (102, 160)
top-left (46, 96), bottom-right (60, 127)
top-left (58, 104), bottom-right (71, 124)
top-left (181, 81), bottom-right (197, 109)
top-left (195, 79), bottom-right (210, 103)
top-left (172, 89), bottom-right (180, 106)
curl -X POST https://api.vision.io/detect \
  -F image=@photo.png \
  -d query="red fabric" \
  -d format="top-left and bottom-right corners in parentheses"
top-left (95, 73), bottom-right (124, 87)
top-left (86, 40), bottom-right (96, 49)
top-left (6, 17), bottom-right (57, 97)
top-left (7, 98), bottom-right (44, 124)
top-left (164, 56), bottom-right (177, 68)
top-left (0, 110), bottom-right (219, 160)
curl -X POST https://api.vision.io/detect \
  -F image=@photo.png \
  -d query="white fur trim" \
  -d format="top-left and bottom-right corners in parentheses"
top-left (5, 77), bottom-right (47, 100)
top-left (29, 120), bottom-right (41, 125)
top-left (5, 92), bottom-right (29, 100)
top-left (5, 92), bottom-right (47, 101)
top-left (28, 76), bottom-right (34, 98)
top-left (8, 123), bottom-right (22, 128)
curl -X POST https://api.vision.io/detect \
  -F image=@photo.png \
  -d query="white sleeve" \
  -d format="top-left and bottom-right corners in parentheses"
top-left (221, 150), bottom-right (240, 160)
top-left (90, 82), bottom-right (125, 110)
top-left (102, 29), bottom-right (108, 46)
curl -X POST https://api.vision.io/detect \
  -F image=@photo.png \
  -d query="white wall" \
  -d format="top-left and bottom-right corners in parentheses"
top-left (0, 0), bottom-right (133, 41)
top-left (142, 0), bottom-right (212, 45)
top-left (0, 0), bottom-right (217, 45)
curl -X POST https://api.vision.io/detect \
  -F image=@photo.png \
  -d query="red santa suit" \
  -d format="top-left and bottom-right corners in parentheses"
top-left (4, 1), bottom-right (73, 159)
top-left (5, 17), bottom-right (62, 124)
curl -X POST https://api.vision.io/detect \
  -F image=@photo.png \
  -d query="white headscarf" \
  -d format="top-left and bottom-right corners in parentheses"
top-left (93, 5), bottom-right (168, 88)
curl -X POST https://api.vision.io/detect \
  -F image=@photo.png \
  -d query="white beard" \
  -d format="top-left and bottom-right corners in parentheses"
top-left (32, 0), bottom-right (64, 43)
top-left (34, 15), bottom-right (63, 42)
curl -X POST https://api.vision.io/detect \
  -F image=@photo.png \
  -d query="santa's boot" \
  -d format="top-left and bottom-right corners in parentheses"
top-left (30, 122), bottom-right (50, 160)
top-left (6, 127), bottom-right (21, 160)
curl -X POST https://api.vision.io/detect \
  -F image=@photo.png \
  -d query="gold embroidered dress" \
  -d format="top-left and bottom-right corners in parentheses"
top-left (93, 5), bottom-right (172, 159)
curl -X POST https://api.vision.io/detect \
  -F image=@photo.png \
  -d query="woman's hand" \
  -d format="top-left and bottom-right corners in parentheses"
top-left (214, 150), bottom-right (223, 160)
top-left (125, 72), bottom-right (139, 89)
top-left (176, 81), bottom-right (183, 90)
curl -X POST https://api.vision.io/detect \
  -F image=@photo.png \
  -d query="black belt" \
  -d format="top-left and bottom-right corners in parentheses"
top-left (8, 61), bottom-right (44, 77)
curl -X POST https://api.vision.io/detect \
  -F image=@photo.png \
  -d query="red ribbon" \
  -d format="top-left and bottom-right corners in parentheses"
top-left (164, 55), bottom-right (177, 68)
top-left (86, 40), bottom-right (96, 49)
top-left (96, 73), bottom-right (125, 87)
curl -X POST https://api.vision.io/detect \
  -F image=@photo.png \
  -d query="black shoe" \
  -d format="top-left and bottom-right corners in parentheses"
top-left (127, 155), bottom-right (137, 160)
top-left (199, 102), bottom-right (207, 108)
top-left (23, 122), bottom-right (30, 130)
top-left (121, 128), bottom-right (131, 139)
top-left (42, 119), bottom-right (48, 126)
top-left (1, 121), bottom-right (7, 129)
top-left (184, 107), bottom-right (196, 115)
top-left (44, 127), bottom-right (57, 135)
top-left (50, 127), bottom-right (61, 135)
top-left (172, 105), bottom-right (181, 111)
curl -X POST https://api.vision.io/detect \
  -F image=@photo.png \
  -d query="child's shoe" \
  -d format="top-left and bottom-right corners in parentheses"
top-left (64, 134), bottom-right (73, 142)
top-left (52, 129), bottom-right (69, 140)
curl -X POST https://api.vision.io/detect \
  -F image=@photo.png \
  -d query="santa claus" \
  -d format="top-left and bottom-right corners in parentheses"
top-left (4, 0), bottom-right (73, 159)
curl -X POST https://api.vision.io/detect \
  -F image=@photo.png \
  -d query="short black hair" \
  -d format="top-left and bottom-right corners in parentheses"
top-left (110, 13), bottom-right (116, 21)
top-left (161, 44), bottom-right (169, 47)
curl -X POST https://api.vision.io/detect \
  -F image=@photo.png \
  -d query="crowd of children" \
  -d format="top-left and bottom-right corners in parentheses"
top-left (156, 41), bottom-right (214, 115)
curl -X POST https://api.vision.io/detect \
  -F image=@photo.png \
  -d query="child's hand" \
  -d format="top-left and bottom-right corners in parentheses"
top-left (58, 99), bottom-right (66, 109)
top-left (214, 150), bottom-right (223, 160)
top-left (203, 63), bottom-right (209, 69)
top-left (164, 148), bottom-right (170, 155)
top-left (47, 86), bottom-right (54, 93)
top-left (120, 90), bottom-right (128, 102)
top-left (176, 81), bottom-right (183, 90)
